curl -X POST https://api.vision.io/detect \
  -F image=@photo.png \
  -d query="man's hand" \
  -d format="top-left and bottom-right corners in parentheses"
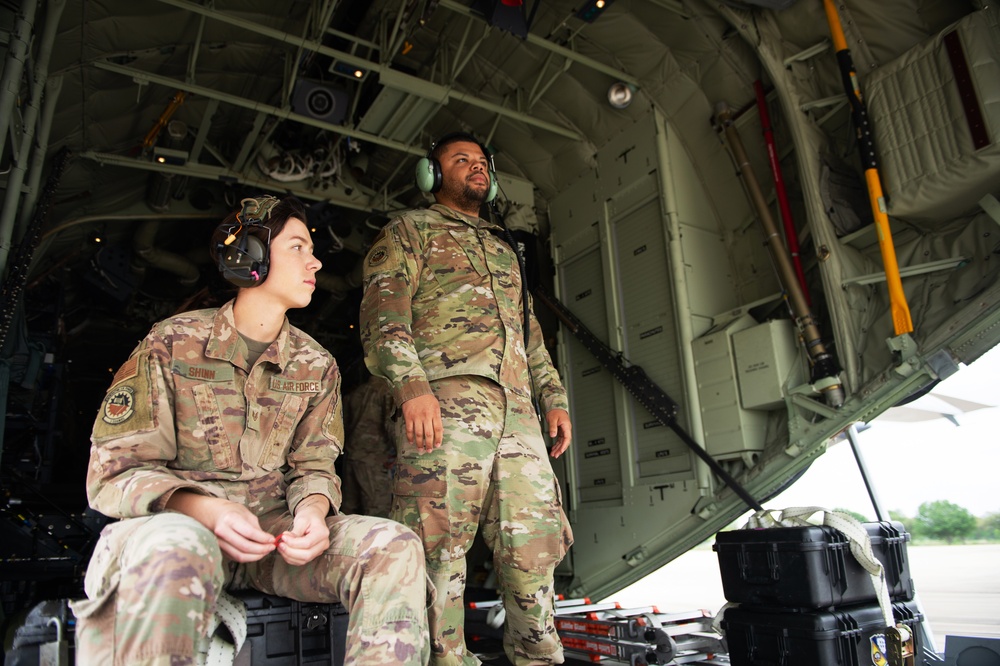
top-left (546, 408), bottom-right (572, 458)
top-left (166, 491), bottom-right (275, 563)
top-left (276, 495), bottom-right (332, 566)
top-left (401, 393), bottom-right (443, 453)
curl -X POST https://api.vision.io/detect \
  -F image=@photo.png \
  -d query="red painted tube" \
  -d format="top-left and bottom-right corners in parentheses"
top-left (753, 79), bottom-right (810, 305)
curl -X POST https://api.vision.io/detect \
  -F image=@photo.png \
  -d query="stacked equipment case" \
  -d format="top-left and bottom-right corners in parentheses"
top-left (234, 592), bottom-right (348, 665)
top-left (714, 520), bottom-right (922, 666)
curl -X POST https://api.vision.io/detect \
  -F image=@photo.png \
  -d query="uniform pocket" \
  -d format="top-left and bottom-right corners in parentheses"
top-left (191, 383), bottom-right (236, 469)
top-left (258, 393), bottom-right (306, 470)
top-left (427, 229), bottom-right (488, 294)
top-left (390, 456), bottom-right (452, 570)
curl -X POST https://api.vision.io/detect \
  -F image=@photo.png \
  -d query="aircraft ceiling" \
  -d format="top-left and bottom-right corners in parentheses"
top-left (20, 0), bottom-right (969, 355)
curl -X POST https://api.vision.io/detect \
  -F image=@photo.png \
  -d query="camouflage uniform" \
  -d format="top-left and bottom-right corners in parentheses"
top-left (71, 301), bottom-right (430, 666)
top-left (360, 203), bottom-right (573, 666)
top-left (341, 374), bottom-right (397, 517)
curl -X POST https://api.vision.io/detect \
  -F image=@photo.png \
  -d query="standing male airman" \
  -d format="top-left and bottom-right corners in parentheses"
top-left (360, 133), bottom-right (573, 666)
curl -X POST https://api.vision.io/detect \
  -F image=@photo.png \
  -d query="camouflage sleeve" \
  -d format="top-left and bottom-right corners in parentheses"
top-left (359, 219), bottom-right (433, 405)
top-left (526, 294), bottom-right (570, 414)
top-left (380, 378), bottom-right (396, 435)
top-left (87, 332), bottom-right (211, 518)
top-left (284, 358), bottom-right (343, 514)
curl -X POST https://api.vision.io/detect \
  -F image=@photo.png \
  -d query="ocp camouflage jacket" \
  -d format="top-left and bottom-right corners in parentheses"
top-left (87, 300), bottom-right (343, 519)
top-left (359, 203), bottom-right (568, 413)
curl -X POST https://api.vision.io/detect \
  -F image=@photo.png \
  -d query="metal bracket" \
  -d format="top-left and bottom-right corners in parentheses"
top-left (980, 193), bottom-right (1000, 226)
top-left (887, 333), bottom-right (919, 377)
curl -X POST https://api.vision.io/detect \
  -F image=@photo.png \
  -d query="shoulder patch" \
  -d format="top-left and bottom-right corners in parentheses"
top-left (368, 245), bottom-right (390, 267)
top-left (93, 351), bottom-right (157, 440)
top-left (364, 226), bottom-right (403, 275)
top-left (102, 386), bottom-right (136, 425)
top-left (111, 355), bottom-right (139, 387)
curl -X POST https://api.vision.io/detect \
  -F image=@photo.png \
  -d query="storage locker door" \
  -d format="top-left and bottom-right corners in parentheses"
top-left (610, 195), bottom-right (692, 481)
top-left (560, 246), bottom-right (623, 504)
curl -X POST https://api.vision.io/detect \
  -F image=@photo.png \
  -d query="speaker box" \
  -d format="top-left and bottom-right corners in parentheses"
top-left (292, 80), bottom-right (350, 125)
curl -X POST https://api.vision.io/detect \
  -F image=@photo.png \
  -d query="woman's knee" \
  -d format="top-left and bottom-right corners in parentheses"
top-left (122, 513), bottom-right (224, 583)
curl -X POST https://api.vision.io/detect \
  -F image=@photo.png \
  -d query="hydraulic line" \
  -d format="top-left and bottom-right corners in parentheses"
top-left (715, 103), bottom-right (844, 409)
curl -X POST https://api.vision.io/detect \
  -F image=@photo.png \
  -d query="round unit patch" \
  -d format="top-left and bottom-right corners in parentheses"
top-left (368, 245), bottom-right (389, 267)
top-left (103, 386), bottom-right (136, 425)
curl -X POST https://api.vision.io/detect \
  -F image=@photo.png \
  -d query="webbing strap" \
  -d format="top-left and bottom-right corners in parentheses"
top-left (202, 591), bottom-right (248, 666)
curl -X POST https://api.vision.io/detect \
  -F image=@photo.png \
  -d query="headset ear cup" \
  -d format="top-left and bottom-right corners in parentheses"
top-left (415, 157), bottom-right (442, 193)
top-left (219, 233), bottom-right (270, 287)
top-left (486, 172), bottom-right (498, 203)
top-left (246, 235), bottom-right (269, 283)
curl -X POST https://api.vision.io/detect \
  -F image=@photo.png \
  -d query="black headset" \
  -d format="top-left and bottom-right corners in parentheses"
top-left (215, 195), bottom-right (281, 288)
top-left (414, 132), bottom-right (498, 203)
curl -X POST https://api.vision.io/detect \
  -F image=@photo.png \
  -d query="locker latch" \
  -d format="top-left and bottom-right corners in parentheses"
top-left (38, 618), bottom-right (69, 666)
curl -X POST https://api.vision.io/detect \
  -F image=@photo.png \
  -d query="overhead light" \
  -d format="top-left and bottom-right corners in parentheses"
top-left (329, 60), bottom-right (368, 81)
top-left (152, 146), bottom-right (188, 166)
top-left (576, 0), bottom-right (615, 22)
top-left (608, 82), bottom-right (635, 109)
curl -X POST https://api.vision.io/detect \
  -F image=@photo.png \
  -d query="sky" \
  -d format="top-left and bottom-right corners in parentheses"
top-left (769, 343), bottom-right (1000, 519)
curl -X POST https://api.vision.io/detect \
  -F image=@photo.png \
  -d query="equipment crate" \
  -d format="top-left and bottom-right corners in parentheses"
top-left (235, 592), bottom-right (348, 666)
top-left (713, 521), bottom-right (914, 610)
top-left (721, 600), bottom-right (923, 666)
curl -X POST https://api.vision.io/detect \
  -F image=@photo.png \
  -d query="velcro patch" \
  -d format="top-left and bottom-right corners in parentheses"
top-left (172, 361), bottom-right (234, 382)
top-left (270, 377), bottom-right (322, 393)
top-left (111, 356), bottom-right (138, 387)
top-left (102, 386), bottom-right (136, 425)
top-left (364, 228), bottom-right (402, 274)
top-left (93, 352), bottom-right (156, 439)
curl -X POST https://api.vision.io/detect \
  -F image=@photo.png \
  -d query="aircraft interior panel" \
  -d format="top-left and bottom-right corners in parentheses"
top-left (594, 122), bottom-right (662, 204)
top-left (678, 224), bottom-right (740, 323)
top-left (663, 125), bottom-right (725, 236)
top-left (692, 315), bottom-right (769, 463)
top-left (608, 194), bottom-right (698, 481)
top-left (557, 248), bottom-right (624, 506)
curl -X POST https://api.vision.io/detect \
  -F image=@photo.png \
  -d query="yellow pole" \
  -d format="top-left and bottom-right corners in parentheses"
top-left (822, 0), bottom-right (913, 335)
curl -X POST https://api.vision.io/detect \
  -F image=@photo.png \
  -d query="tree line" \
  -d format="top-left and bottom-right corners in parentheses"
top-left (837, 500), bottom-right (999, 544)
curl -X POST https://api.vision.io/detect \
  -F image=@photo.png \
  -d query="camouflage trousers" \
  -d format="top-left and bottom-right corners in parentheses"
top-left (391, 376), bottom-right (573, 666)
top-left (341, 457), bottom-right (394, 518)
top-left (71, 510), bottom-right (431, 665)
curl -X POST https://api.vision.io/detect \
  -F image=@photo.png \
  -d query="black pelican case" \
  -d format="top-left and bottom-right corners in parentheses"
top-left (713, 521), bottom-right (914, 610)
top-left (234, 592), bottom-right (348, 666)
top-left (721, 600), bottom-right (923, 666)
